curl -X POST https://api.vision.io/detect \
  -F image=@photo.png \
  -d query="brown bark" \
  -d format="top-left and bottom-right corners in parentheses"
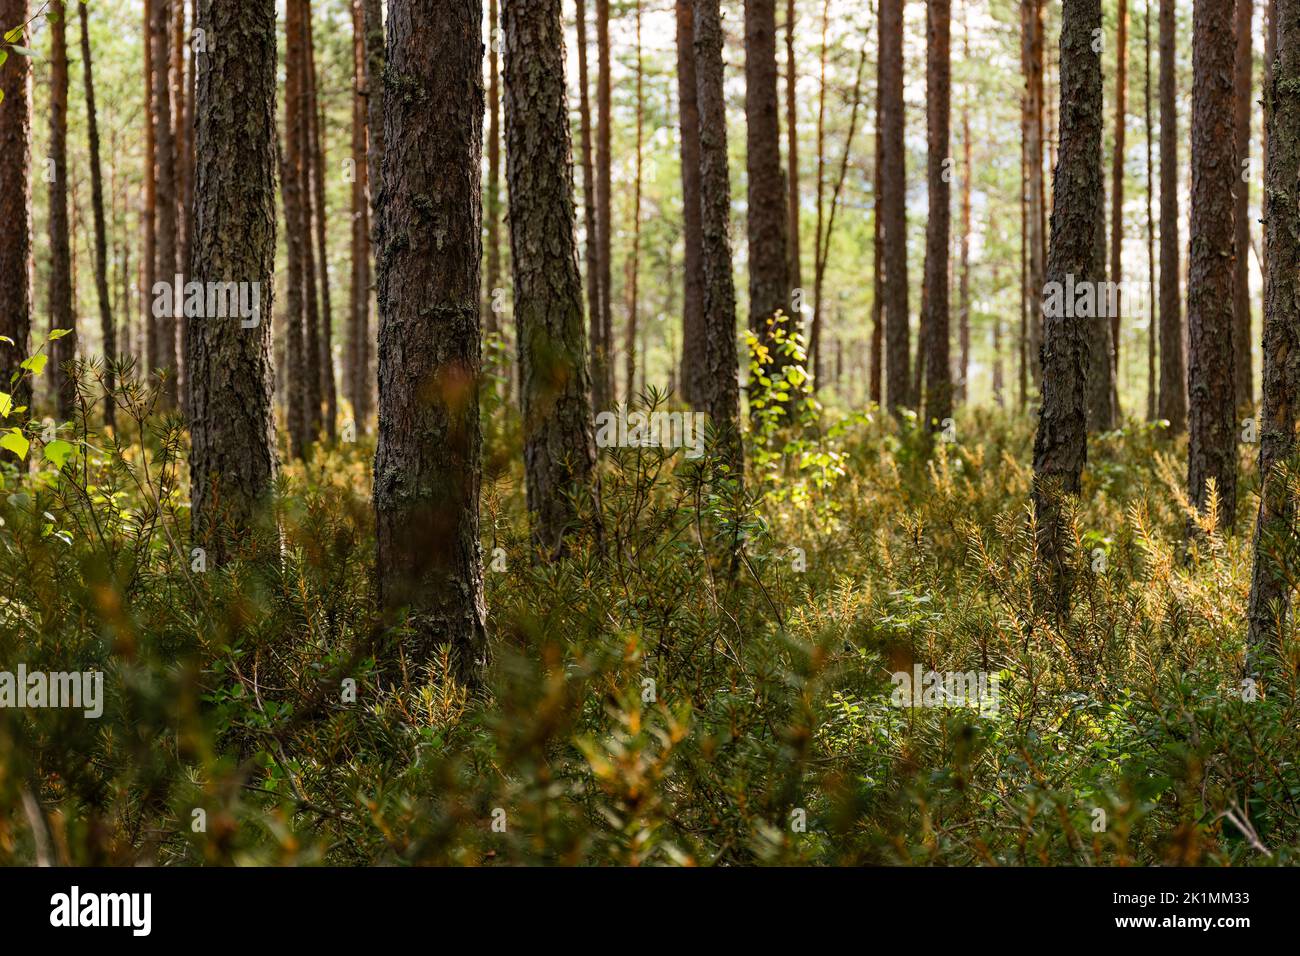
top-left (281, 0), bottom-right (309, 459)
top-left (1247, 0), bottom-right (1300, 654)
top-left (374, 0), bottom-right (488, 685)
top-left (923, 0), bottom-right (952, 429)
top-left (187, 0), bottom-right (278, 563)
top-left (504, 0), bottom-right (603, 555)
top-left (78, 1), bottom-right (115, 427)
top-left (1158, 0), bottom-right (1187, 430)
top-left (143, 0), bottom-right (157, 382)
top-left (880, 0), bottom-right (910, 411)
top-left (785, 0), bottom-right (802, 297)
top-left (957, 6), bottom-right (971, 405)
top-left (1111, 0), bottom-right (1128, 397)
top-left (1022, 0), bottom-right (1046, 395)
top-left (152, 0), bottom-right (178, 408)
top-left (486, 0), bottom-right (503, 338)
top-left (0, 0), bottom-right (31, 417)
top-left (1232, 0), bottom-right (1253, 410)
top-left (575, 0), bottom-right (600, 386)
top-left (48, 0), bottom-right (74, 418)
top-left (1187, 0), bottom-right (1238, 530)
top-left (1032, 0), bottom-right (1102, 617)
top-left (624, 0), bottom-right (643, 404)
top-left (349, 0), bottom-right (371, 429)
top-left (593, 0), bottom-right (613, 410)
top-left (1145, 0), bottom-right (1158, 421)
top-left (306, 4), bottom-right (336, 439)
top-left (296, 0), bottom-right (322, 441)
top-left (676, 0), bottom-right (706, 408)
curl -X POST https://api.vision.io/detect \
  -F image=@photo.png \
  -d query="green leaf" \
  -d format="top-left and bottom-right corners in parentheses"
top-left (20, 354), bottom-right (46, 375)
top-left (0, 429), bottom-right (29, 460)
top-left (0, 392), bottom-right (11, 418)
top-left (47, 328), bottom-right (72, 341)
top-left (43, 439), bottom-right (74, 470)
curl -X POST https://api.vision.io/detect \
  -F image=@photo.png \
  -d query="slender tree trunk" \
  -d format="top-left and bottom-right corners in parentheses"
top-left (1023, 0), bottom-right (1046, 395)
top-left (375, 0), bottom-right (488, 686)
top-left (1158, 0), bottom-right (1187, 430)
top-left (1187, 0), bottom-right (1238, 530)
top-left (695, 0), bottom-right (743, 474)
top-left (1145, 0), bottom-right (1158, 421)
top-left (1247, 0), bottom-right (1299, 656)
top-left (362, 0), bottom-right (386, 353)
top-left (144, 0), bottom-right (157, 382)
top-left (350, 0), bottom-right (371, 430)
top-left (78, 1), bottom-right (115, 427)
top-left (295, 0), bottom-right (322, 441)
top-left (676, 0), bottom-right (706, 408)
top-left (504, 0), bottom-right (603, 556)
top-left (0, 0), bottom-right (31, 418)
top-left (624, 0), bottom-right (643, 403)
top-left (923, 0), bottom-right (953, 430)
top-left (1232, 0), bottom-right (1253, 410)
top-left (152, 0), bottom-right (178, 409)
top-left (282, 0), bottom-right (309, 459)
top-left (576, 0), bottom-right (601, 396)
top-left (306, 5), bottom-right (336, 439)
top-left (486, 0), bottom-right (503, 338)
top-left (1032, 0), bottom-right (1102, 617)
top-left (48, 0), bottom-right (74, 418)
top-left (746, 0), bottom-right (794, 398)
top-left (594, 0), bottom-right (613, 410)
top-left (957, 4), bottom-right (971, 405)
top-left (1111, 0), bottom-right (1128, 404)
top-left (880, 0), bottom-right (910, 411)
top-left (188, 0), bottom-right (278, 563)
top-left (785, 0), bottom-right (802, 299)
top-left (870, 119), bottom-right (884, 407)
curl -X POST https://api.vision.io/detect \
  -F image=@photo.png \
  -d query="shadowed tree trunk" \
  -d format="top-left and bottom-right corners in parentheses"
top-left (1032, 0), bottom-right (1102, 617)
top-left (624, 0), bottom-right (643, 403)
top-left (1111, 0), bottom-right (1128, 407)
top-left (695, 0), bottom-right (743, 475)
top-left (1158, 0), bottom-right (1187, 430)
top-left (1022, 0), bottom-right (1046, 395)
top-left (78, 0), bottom-right (115, 428)
top-left (349, 0), bottom-right (371, 430)
top-left (281, 0), bottom-right (309, 460)
top-left (374, 0), bottom-right (488, 686)
top-left (871, 65), bottom-right (883, 407)
top-left (48, 1), bottom-right (74, 419)
top-left (187, 0), bottom-right (278, 563)
top-left (1247, 0), bottom-right (1299, 657)
top-left (143, 0), bottom-right (157, 384)
top-left (593, 0), bottom-right (613, 410)
top-left (576, 0), bottom-right (600, 388)
top-left (1187, 0), bottom-right (1238, 530)
top-left (504, 0), bottom-right (603, 556)
top-left (295, 0), bottom-right (322, 441)
top-left (1232, 0), bottom-right (1253, 411)
top-left (363, 0), bottom-right (385, 240)
top-left (0, 0), bottom-right (31, 421)
top-left (152, 0), bottom-right (178, 409)
top-left (880, 0), bottom-right (910, 411)
top-left (486, 0), bottom-right (503, 338)
top-left (785, 0), bottom-right (802, 313)
top-left (306, 6), bottom-right (336, 440)
top-left (957, 3), bottom-right (971, 405)
top-left (676, 0), bottom-right (706, 408)
top-left (1145, 0), bottom-right (1157, 421)
top-left (923, 0), bottom-right (952, 430)
top-left (746, 0), bottom-right (793, 393)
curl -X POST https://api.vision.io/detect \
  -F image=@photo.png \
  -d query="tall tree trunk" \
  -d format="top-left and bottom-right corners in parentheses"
top-left (576, 0), bottom-right (601, 393)
top-left (282, 0), bottom-right (309, 459)
top-left (1232, 0), bottom-right (1253, 410)
top-left (1247, 0), bottom-right (1299, 656)
top-left (746, 0), bottom-right (794, 389)
top-left (187, 0), bottom-right (278, 563)
top-left (1111, 0), bottom-right (1128, 405)
top-left (923, 0), bottom-right (952, 430)
top-left (0, 0), bottom-right (31, 418)
top-left (78, 1), bottom-right (115, 428)
top-left (624, 0), bottom-right (643, 403)
top-left (1158, 0), bottom-right (1187, 430)
top-left (594, 0), bottom-right (613, 410)
top-left (152, 0), bottom-right (178, 409)
top-left (1187, 0), bottom-right (1238, 530)
top-left (48, 0), bottom-right (74, 418)
top-left (1032, 0), bottom-right (1102, 617)
top-left (957, 3), bottom-right (971, 405)
top-left (870, 119), bottom-right (884, 406)
top-left (306, 5), bottom-right (336, 439)
top-left (676, 0), bottom-right (706, 408)
top-left (785, 0), bottom-right (802, 299)
top-left (880, 0), bottom-right (910, 411)
top-left (143, 0), bottom-right (157, 383)
top-left (504, 0), bottom-right (602, 556)
top-left (1086, 185), bottom-right (1116, 431)
top-left (1022, 0), bottom-right (1046, 395)
top-left (486, 0), bottom-right (503, 338)
top-left (375, 0), bottom-right (488, 685)
top-left (296, 0), bottom-right (322, 441)
top-left (349, 0), bottom-right (371, 430)
top-left (1145, 0), bottom-right (1158, 421)
top-left (695, 0), bottom-right (743, 474)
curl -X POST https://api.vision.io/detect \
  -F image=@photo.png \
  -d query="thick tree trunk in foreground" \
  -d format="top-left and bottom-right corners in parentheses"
top-left (1032, 0), bottom-right (1102, 617)
top-left (504, 0), bottom-right (603, 555)
top-left (879, 0), bottom-right (910, 411)
top-left (375, 0), bottom-right (488, 685)
top-left (1232, 0), bottom-right (1253, 411)
top-left (48, 1), bottom-right (74, 419)
top-left (187, 0), bottom-right (278, 562)
top-left (1187, 0), bottom-right (1238, 530)
top-left (1158, 0), bottom-right (1187, 431)
top-left (0, 0), bottom-right (31, 416)
top-left (923, 0), bottom-right (952, 429)
top-left (695, 0), bottom-right (743, 474)
top-left (79, 0), bottom-right (115, 428)
top-left (1247, 0), bottom-right (1300, 656)
top-left (677, 0), bottom-right (706, 408)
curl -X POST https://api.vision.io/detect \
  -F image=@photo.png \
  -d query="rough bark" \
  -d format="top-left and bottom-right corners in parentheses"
top-left (1187, 0), bottom-right (1238, 530)
top-left (957, 7), bottom-right (971, 405)
top-left (152, 0), bottom-right (178, 409)
top-left (576, 0), bottom-right (600, 387)
top-left (143, 0), bottom-right (157, 383)
top-left (594, 0), bottom-right (613, 410)
top-left (923, 0), bottom-right (952, 429)
top-left (48, 0), bottom-right (74, 418)
top-left (1146, 0), bottom-right (1158, 421)
top-left (306, 6), bottom-right (336, 439)
top-left (0, 0), bottom-right (31, 417)
top-left (1158, 0), bottom-right (1187, 430)
top-left (187, 0), bottom-right (278, 563)
top-left (296, 0), bottom-right (322, 441)
top-left (676, 0), bottom-right (706, 408)
top-left (1022, 0), bottom-right (1046, 395)
top-left (1247, 0), bottom-right (1300, 655)
top-left (624, 0), bottom-right (643, 404)
top-left (1032, 0), bottom-right (1102, 617)
top-left (785, 0), bottom-right (802, 297)
top-left (1111, 0), bottom-right (1129, 396)
top-left (350, 0), bottom-right (371, 429)
top-left (1232, 0), bottom-right (1253, 410)
top-left (487, 0), bottom-right (503, 337)
top-left (374, 0), bottom-right (488, 685)
top-left (281, 0), bottom-right (309, 459)
top-left (503, 0), bottom-right (602, 555)
top-left (880, 0), bottom-right (910, 411)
